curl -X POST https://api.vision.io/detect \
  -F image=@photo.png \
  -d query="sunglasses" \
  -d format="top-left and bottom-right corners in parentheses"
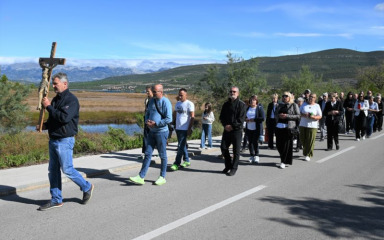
top-left (229, 91), bottom-right (237, 93)
top-left (282, 95), bottom-right (289, 98)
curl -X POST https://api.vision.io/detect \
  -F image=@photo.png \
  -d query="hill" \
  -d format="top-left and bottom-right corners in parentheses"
top-left (68, 48), bottom-right (384, 92)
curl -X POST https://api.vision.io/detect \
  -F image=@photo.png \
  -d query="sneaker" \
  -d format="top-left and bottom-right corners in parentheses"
top-left (180, 161), bottom-right (191, 168)
top-left (128, 175), bottom-right (145, 185)
top-left (249, 156), bottom-right (255, 163)
top-left (304, 156), bottom-right (310, 161)
top-left (362, 136), bottom-right (366, 140)
top-left (207, 147), bottom-right (212, 149)
top-left (254, 156), bottom-right (260, 163)
top-left (170, 164), bottom-right (179, 171)
top-left (82, 184), bottom-right (94, 204)
top-left (279, 163), bottom-right (286, 169)
top-left (154, 176), bottom-right (166, 186)
top-left (205, 146), bottom-right (208, 149)
top-left (38, 201), bottom-right (63, 211)
top-left (356, 138), bottom-right (360, 141)
top-left (199, 147), bottom-right (203, 150)
top-left (137, 153), bottom-right (145, 160)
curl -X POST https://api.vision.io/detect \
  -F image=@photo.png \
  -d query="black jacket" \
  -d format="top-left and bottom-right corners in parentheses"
top-left (219, 98), bottom-right (246, 131)
top-left (44, 89), bottom-right (79, 139)
top-left (323, 101), bottom-right (344, 124)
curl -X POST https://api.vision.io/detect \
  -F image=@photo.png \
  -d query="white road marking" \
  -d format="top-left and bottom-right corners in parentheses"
top-left (316, 146), bottom-right (355, 163)
top-left (132, 185), bottom-right (267, 240)
top-left (371, 133), bottom-right (384, 140)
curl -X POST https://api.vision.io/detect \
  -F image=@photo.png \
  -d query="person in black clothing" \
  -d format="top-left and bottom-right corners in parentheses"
top-left (343, 92), bottom-right (356, 134)
top-left (219, 86), bottom-right (246, 176)
top-left (374, 95), bottom-right (383, 132)
top-left (37, 72), bottom-right (94, 211)
top-left (324, 93), bottom-right (344, 150)
top-left (140, 86), bottom-right (153, 159)
top-left (266, 93), bottom-right (279, 149)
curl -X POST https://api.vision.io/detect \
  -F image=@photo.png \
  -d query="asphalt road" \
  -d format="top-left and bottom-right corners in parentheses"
top-left (1, 133), bottom-right (383, 240)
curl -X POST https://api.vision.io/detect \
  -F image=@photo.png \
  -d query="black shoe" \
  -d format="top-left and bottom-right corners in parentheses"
top-left (336, 145), bottom-right (340, 150)
top-left (82, 184), bottom-right (94, 205)
top-left (222, 168), bottom-right (230, 174)
top-left (326, 148), bottom-right (332, 151)
top-left (226, 169), bottom-right (237, 176)
top-left (38, 201), bottom-right (63, 211)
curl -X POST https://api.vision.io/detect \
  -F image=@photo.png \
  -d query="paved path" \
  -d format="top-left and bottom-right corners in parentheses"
top-left (0, 137), bottom-right (221, 196)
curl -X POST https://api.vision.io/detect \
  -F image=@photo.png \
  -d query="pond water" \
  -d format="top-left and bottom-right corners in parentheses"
top-left (26, 124), bottom-right (143, 136)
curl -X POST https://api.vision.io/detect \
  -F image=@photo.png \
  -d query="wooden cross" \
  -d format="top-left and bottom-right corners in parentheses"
top-left (37, 42), bottom-right (66, 132)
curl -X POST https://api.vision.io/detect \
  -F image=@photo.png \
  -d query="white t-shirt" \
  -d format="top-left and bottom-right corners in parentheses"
top-left (299, 102), bottom-right (322, 128)
top-left (246, 107), bottom-right (257, 130)
top-left (175, 100), bottom-right (195, 130)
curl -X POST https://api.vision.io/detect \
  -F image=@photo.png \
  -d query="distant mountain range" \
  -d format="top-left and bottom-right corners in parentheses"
top-left (2, 49), bottom-right (384, 91)
top-left (0, 59), bottom-right (208, 82)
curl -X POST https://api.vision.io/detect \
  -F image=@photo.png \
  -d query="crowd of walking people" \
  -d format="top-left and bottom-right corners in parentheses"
top-left (36, 74), bottom-right (383, 210)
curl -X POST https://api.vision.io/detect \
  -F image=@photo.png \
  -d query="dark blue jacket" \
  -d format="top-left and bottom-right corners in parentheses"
top-left (44, 89), bottom-right (79, 139)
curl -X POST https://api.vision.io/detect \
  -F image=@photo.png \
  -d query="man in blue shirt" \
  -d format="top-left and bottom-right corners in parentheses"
top-left (129, 84), bottom-right (172, 185)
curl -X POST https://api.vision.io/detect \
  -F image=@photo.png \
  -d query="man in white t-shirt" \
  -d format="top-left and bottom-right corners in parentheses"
top-left (170, 88), bottom-right (195, 171)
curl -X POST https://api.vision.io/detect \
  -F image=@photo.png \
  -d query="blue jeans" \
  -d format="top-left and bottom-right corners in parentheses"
top-left (139, 130), bottom-right (168, 178)
top-left (201, 124), bottom-right (212, 148)
top-left (49, 137), bottom-right (91, 204)
top-left (366, 115), bottom-right (375, 136)
top-left (175, 130), bottom-right (189, 165)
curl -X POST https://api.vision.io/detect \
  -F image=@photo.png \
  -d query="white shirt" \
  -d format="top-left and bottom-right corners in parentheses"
top-left (246, 107), bottom-right (257, 130)
top-left (299, 102), bottom-right (322, 128)
top-left (175, 100), bottom-right (195, 130)
top-left (202, 111), bottom-right (215, 124)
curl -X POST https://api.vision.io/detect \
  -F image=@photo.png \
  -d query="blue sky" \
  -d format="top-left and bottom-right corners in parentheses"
top-left (1, 0), bottom-right (384, 65)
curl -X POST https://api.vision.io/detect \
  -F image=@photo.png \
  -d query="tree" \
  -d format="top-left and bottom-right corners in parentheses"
top-left (357, 63), bottom-right (384, 93)
top-left (195, 52), bottom-right (266, 111)
top-left (281, 65), bottom-right (323, 96)
top-left (0, 74), bottom-right (32, 134)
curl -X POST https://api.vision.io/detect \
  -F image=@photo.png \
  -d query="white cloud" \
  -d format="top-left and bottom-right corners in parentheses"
top-left (233, 32), bottom-right (267, 38)
top-left (275, 32), bottom-right (352, 38)
top-left (0, 57), bottom-right (37, 64)
top-left (129, 41), bottom-right (227, 60)
top-left (259, 3), bottom-right (334, 17)
top-left (374, 3), bottom-right (384, 11)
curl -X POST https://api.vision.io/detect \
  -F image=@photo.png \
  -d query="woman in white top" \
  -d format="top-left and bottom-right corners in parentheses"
top-left (245, 95), bottom-right (265, 163)
top-left (299, 93), bottom-right (322, 161)
top-left (200, 102), bottom-right (215, 149)
top-left (366, 96), bottom-right (379, 138)
top-left (354, 94), bottom-right (370, 141)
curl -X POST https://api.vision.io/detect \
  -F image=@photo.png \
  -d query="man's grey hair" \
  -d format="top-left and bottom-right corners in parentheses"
top-left (52, 72), bottom-right (68, 84)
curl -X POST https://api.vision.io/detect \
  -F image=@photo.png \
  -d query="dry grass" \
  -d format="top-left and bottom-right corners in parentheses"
top-left (25, 91), bottom-right (187, 123)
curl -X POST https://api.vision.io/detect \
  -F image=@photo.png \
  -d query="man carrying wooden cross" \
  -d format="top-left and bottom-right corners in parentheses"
top-left (36, 72), bottom-right (95, 211)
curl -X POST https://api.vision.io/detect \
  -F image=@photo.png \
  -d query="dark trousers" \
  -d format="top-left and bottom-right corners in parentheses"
top-left (275, 128), bottom-right (293, 165)
top-left (374, 113), bottom-right (383, 132)
top-left (221, 129), bottom-right (242, 170)
top-left (142, 125), bottom-right (150, 153)
top-left (345, 111), bottom-right (354, 132)
top-left (326, 120), bottom-right (339, 149)
top-left (246, 129), bottom-right (260, 157)
top-left (355, 113), bottom-right (366, 139)
top-left (266, 118), bottom-right (276, 148)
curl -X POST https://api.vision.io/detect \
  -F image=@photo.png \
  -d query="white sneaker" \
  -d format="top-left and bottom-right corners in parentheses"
top-left (293, 139), bottom-right (297, 144)
top-left (356, 138), bottom-right (360, 141)
top-left (254, 156), bottom-right (260, 163)
top-left (207, 147), bottom-right (212, 149)
top-left (279, 163), bottom-right (286, 169)
top-left (304, 156), bottom-right (310, 161)
top-left (249, 156), bottom-right (255, 163)
top-left (362, 136), bottom-right (366, 140)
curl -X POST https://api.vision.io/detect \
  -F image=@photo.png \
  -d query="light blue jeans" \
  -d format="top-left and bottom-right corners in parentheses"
top-left (49, 137), bottom-right (91, 204)
top-left (175, 130), bottom-right (189, 165)
top-left (366, 115), bottom-right (375, 136)
top-left (139, 130), bottom-right (168, 178)
top-left (201, 124), bottom-right (212, 148)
